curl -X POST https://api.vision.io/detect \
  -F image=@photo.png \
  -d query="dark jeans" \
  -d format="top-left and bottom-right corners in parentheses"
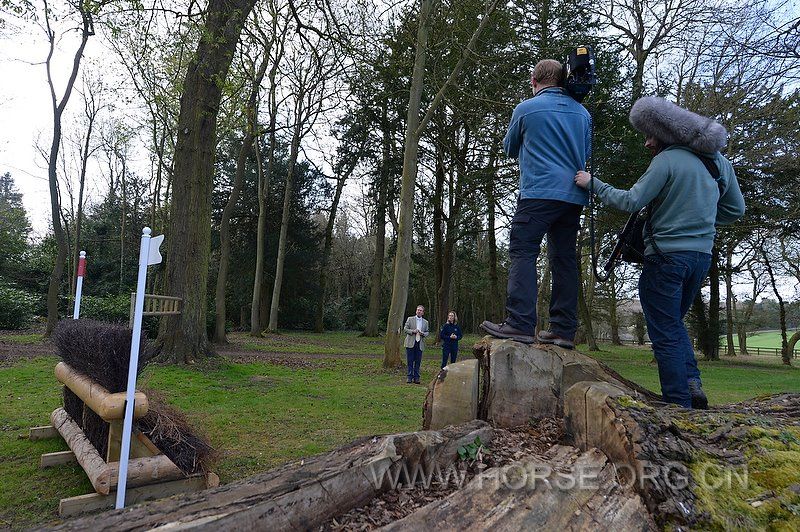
top-left (639, 251), bottom-right (711, 407)
top-left (406, 341), bottom-right (422, 381)
top-left (441, 344), bottom-right (458, 368)
top-left (505, 199), bottom-right (582, 337)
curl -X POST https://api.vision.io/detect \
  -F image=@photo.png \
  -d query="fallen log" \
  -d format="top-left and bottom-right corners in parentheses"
top-left (565, 382), bottom-right (800, 529)
top-left (380, 445), bottom-right (657, 531)
top-left (48, 421), bottom-right (493, 531)
top-left (424, 338), bottom-right (658, 430)
top-left (49, 338), bottom-right (800, 530)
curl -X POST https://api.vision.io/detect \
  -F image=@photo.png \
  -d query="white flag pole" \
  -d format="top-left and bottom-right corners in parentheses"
top-left (116, 228), bottom-right (152, 509)
top-left (72, 251), bottom-right (86, 319)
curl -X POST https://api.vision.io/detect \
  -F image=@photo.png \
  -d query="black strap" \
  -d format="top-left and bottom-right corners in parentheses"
top-left (643, 151), bottom-right (723, 263)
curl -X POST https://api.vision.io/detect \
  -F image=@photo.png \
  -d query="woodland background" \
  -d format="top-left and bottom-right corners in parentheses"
top-left (0, 0), bottom-right (798, 365)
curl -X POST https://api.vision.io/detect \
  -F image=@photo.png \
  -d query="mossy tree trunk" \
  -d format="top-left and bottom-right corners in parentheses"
top-left (157, 0), bottom-right (258, 362)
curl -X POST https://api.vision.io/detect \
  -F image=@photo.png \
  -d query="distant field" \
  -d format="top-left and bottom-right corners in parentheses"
top-left (720, 329), bottom-right (800, 349)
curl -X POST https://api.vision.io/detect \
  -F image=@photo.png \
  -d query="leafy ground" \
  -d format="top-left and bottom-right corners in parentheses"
top-left (1, 330), bottom-right (799, 529)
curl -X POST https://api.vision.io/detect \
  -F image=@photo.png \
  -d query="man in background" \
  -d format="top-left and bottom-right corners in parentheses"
top-left (404, 305), bottom-right (429, 384)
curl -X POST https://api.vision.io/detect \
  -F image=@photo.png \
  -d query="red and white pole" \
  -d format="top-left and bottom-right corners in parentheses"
top-left (73, 251), bottom-right (86, 319)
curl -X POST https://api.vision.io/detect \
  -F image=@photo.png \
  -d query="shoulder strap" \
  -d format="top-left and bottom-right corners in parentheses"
top-left (695, 153), bottom-right (725, 195)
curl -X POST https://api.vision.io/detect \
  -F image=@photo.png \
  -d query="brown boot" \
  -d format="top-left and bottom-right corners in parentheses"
top-left (479, 321), bottom-right (535, 344)
top-left (536, 331), bottom-right (575, 349)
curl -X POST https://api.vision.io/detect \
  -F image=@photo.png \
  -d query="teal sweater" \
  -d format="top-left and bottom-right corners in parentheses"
top-left (593, 146), bottom-right (745, 255)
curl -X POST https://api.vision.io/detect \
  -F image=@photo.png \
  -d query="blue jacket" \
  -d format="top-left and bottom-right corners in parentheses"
top-left (504, 87), bottom-right (591, 206)
top-left (594, 146), bottom-right (745, 255)
top-left (439, 323), bottom-right (463, 347)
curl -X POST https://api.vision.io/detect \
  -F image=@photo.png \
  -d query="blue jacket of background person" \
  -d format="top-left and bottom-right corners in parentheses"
top-left (504, 87), bottom-right (591, 206)
top-left (439, 323), bottom-right (463, 348)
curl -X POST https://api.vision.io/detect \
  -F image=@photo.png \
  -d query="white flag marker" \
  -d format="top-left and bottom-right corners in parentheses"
top-left (72, 251), bottom-right (86, 319)
top-left (116, 227), bottom-right (163, 509)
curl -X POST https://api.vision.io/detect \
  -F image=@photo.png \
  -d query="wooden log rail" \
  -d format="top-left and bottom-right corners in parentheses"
top-left (54, 362), bottom-right (148, 421)
top-left (51, 408), bottom-right (184, 495)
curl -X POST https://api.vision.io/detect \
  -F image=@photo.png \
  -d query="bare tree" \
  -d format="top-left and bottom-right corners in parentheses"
top-left (314, 123), bottom-right (368, 332)
top-left (250, 3), bottom-right (289, 335)
top-left (267, 17), bottom-right (343, 332)
top-left (760, 239), bottom-right (791, 366)
top-left (68, 76), bottom-right (105, 306)
top-left (213, 34), bottom-right (271, 344)
top-left (42, 0), bottom-right (96, 336)
top-left (383, 0), bottom-right (500, 368)
top-left (598, 0), bottom-right (710, 100)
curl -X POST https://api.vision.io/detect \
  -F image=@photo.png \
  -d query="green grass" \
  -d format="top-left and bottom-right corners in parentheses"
top-left (0, 354), bottom-right (433, 529)
top-left (1, 334), bottom-right (799, 529)
top-left (720, 329), bottom-right (800, 349)
top-left (581, 343), bottom-right (800, 404)
top-left (233, 330), bottom-right (484, 357)
top-left (1, 333), bottom-right (45, 345)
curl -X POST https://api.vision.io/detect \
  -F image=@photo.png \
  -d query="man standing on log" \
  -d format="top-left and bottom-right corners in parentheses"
top-left (481, 59), bottom-right (591, 348)
top-left (574, 97), bottom-right (745, 408)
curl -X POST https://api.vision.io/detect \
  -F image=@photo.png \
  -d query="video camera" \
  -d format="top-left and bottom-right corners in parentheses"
top-left (561, 45), bottom-right (597, 103)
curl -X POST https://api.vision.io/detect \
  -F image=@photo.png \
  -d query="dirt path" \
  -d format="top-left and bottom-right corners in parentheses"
top-left (0, 333), bottom-right (378, 367)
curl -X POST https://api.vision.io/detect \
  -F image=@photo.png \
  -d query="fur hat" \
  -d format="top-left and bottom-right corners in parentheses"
top-left (629, 96), bottom-right (728, 153)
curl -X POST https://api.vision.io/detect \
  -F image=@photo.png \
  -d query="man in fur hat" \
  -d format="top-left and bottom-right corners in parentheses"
top-left (575, 96), bottom-right (745, 408)
top-left (480, 59), bottom-right (592, 348)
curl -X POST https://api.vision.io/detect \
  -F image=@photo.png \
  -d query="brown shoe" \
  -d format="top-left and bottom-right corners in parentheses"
top-left (536, 331), bottom-right (575, 349)
top-left (479, 321), bottom-right (535, 344)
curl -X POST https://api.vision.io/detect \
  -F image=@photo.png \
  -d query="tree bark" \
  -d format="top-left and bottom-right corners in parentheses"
top-left (383, 0), bottom-right (500, 367)
top-left (761, 244), bottom-right (790, 365)
top-left (157, 0), bottom-right (258, 362)
top-left (250, 14), bottom-right (284, 337)
top-left (383, 0), bottom-right (436, 368)
top-left (536, 261), bottom-right (551, 335)
top-left (43, 0), bottom-right (92, 336)
top-left (486, 147), bottom-right (500, 322)
top-left (432, 127), bottom-right (445, 329)
top-left (213, 57), bottom-right (269, 344)
top-left (724, 246), bottom-right (736, 356)
top-left (706, 246), bottom-right (721, 361)
top-left (576, 232), bottom-right (598, 350)
top-left (609, 270), bottom-right (622, 345)
top-left (436, 126), bottom-right (468, 330)
top-left (362, 110), bottom-right (391, 337)
top-left (267, 120), bottom-right (302, 332)
top-left (70, 91), bottom-right (98, 306)
top-left (314, 174), bottom-right (348, 332)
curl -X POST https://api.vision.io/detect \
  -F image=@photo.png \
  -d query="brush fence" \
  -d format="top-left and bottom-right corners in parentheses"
top-left (30, 361), bottom-right (217, 518)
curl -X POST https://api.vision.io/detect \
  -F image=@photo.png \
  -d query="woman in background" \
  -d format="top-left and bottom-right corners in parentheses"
top-left (439, 311), bottom-right (463, 368)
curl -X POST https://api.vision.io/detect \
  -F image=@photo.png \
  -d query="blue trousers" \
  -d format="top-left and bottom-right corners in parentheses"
top-left (441, 344), bottom-right (458, 368)
top-left (505, 199), bottom-right (582, 337)
top-left (406, 341), bottom-right (422, 382)
top-left (639, 251), bottom-right (711, 407)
